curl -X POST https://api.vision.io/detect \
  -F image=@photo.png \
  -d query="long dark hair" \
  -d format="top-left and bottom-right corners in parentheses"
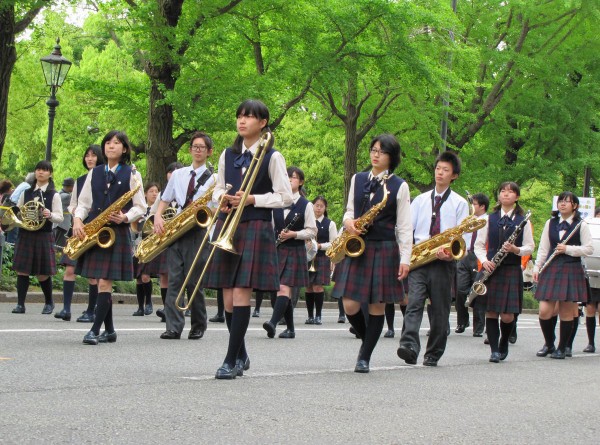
top-left (30, 160), bottom-right (56, 192)
top-left (312, 195), bottom-right (328, 218)
top-left (232, 99), bottom-right (273, 154)
top-left (82, 144), bottom-right (104, 170)
top-left (101, 130), bottom-right (131, 165)
top-left (551, 191), bottom-right (581, 221)
top-left (492, 181), bottom-right (524, 216)
top-left (287, 166), bottom-right (306, 197)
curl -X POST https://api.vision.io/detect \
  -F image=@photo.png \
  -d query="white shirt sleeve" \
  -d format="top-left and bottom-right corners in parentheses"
top-left (74, 170), bottom-right (93, 221)
top-left (295, 201), bottom-right (318, 241)
top-left (124, 170), bottom-right (147, 223)
top-left (395, 181), bottom-right (413, 265)
top-left (253, 151), bottom-right (293, 209)
top-left (343, 175), bottom-right (356, 223)
top-left (320, 220), bottom-right (338, 251)
top-left (67, 181), bottom-right (78, 215)
top-left (49, 192), bottom-right (64, 224)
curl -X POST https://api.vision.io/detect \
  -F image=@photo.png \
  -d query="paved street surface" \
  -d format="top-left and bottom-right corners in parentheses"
top-left (1, 303), bottom-right (599, 444)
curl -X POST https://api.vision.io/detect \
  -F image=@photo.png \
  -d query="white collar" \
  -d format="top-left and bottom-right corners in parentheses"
top-left (243, 139), bottom-right (261, 154)
top-left (34, 183), bottom-right (49, 192)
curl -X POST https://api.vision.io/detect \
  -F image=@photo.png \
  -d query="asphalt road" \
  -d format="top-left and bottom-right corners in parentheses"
top-left (1, 303), bottom-right (599, 444)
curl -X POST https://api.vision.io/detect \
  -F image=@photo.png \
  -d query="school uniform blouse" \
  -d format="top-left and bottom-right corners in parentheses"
top-left (316, 215), bottom-right (337, 252)
top-left (74, 166), bottom-right (146, 223)
top-left (161, 164), bottom-right (216, 211)
top-left (343, 170), bottom-right (412, 265)
top-left (280, 192), bottom-right (317, 241)
top-left (474, 208), bottom-right (535, 265)
top-left (213, 139), bottom-right (293, 209)
top-left (533, 215), bottom-right (593, 274)
top-left (17, 183), bottom-right (63, 225)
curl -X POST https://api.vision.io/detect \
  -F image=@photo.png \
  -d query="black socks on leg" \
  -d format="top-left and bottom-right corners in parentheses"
top-left (63, 280), bottom-right (75, 313)
top-left (314, 292), bottom-right (324, 318)
top-left (359, 315), bottom-right (385, 362)
top-left (346, 309), bottom-right (367, 340)
top-left (17, 275), bottom-right (30, 306)
top-left (305, 292), bottom-right (315, 318)
top-left (224, 306), bottom-right (251, 367)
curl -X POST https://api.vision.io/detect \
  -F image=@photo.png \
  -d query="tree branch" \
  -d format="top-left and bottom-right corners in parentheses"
top-left (14, 4), bottom-right (44, 34)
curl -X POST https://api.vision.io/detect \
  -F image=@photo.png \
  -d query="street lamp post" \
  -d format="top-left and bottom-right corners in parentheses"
top-left (40, 38), bottom-right (72, 161)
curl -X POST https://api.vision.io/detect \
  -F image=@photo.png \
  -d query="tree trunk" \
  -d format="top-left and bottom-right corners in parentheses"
top-left (342, 76), bottom-right (359, 209)
top-left (0, 6), bottom-right (17, 165)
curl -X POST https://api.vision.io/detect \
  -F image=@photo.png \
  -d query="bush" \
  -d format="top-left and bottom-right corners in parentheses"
top-left (523, 290), bottom-right (539, 310)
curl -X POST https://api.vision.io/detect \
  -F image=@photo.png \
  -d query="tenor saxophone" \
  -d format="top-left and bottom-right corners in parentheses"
top-left (326, 175), bottom-right (390, 264)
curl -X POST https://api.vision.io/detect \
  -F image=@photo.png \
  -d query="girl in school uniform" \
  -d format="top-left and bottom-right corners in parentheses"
top-left (264, 166), bottom-right (317, 338)
top-left (305, 195), bottom-right (337, 325)
top-left (11, 161), bottom-right (63, 314)
top-left (473, 182), bottom-right (534, 363)
top-left (332, 134), bottom-right (412, 373)
top-left (72, 130), bottom-right (146, 345)
top-left (205, 99), bottom-right (293, 379)
top-left (533, 192), bottom-right (592, 359)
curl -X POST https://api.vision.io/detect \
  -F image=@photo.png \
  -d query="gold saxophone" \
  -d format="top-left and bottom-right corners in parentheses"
top-left (326, 175), bottom-right (390, 264)
top-left (135, 182), bottom-right (215, 263)
top-left (64, 175), bottom-right (141, 260)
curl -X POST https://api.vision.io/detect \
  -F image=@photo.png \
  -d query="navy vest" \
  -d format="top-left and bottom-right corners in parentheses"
top-left (220, 148), bottom-right (276, 222)
top-left (316, 217), bottom-right (332, 257)
top-left (487, 211), bottom-right (525, 265)
top-left (76, 174), bottom-right (87, 199)
top-left (353, 173), bottom-right (404, 241)
top-left (23, 187), bottom-right (55, 232)
top-left (274, 196), bottom-right (308, 247)
top-left (88, 164), bottom-right (133, 224)
top-left (548, 217), bottom-right (582, 264)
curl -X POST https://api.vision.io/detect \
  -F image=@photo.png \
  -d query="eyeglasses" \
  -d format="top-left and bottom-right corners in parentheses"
top-left (369, 148), bottom-right (386, 156)
top-left (557, 200), bottom-right (573, 204)
top-left (190, 145), bottom-right (208, 152)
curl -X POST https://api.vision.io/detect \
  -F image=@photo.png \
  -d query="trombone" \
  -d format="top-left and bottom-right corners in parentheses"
top-left (175, 131), bottom-right (273, 311)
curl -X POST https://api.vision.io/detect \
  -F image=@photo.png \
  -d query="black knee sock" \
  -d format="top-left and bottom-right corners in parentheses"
top-left (216, 288), bottom-right (224, 317)
top-left (225, 311), bottom-right (248, 361)
top-left (87, 284), bottom-right (98, 315)
top-left (270, 292), bottom-right (277, 309)
top-left (224, 306), bottom-right (251, 367)
top-left (539, 318), bottom-right (555, 348)
top-left (400, 304), bottom-right (406, 317)
top-left (104, 299), bottom-right (114, 333)
top-left (314, 292), bottom-right (324, 318)
top-left (160, 287), bottom-right (167, 306)
top-left (346, 309), bottom-right (367, 340)
top-left (269, 296), bottom-right (289, 325)
top-left (499, 320), bottom-right (514, 352)
top-left (359, 315), bottom-right (385, 362)
top-left (255, 291), bottom-right (263, 312)
top-left (17, 275), bottom-right (29, 306)
top-left (558, 320), bottom-right (573, 352)
top-left (91, 292), bottom-right (112, 335)
top-left (135, 283), bottom-right (144, 310)
top-left (40, 277), bottom-right (53, 305)
top-left (511, 314), bottom-right (519, 336)
top-left (567, 316), bottom-right (579, 349)
top-left (337, 298), bottom-right (345, 317)
top-left (62, 280), bottom-right (75, 313)
top-left (284, 299), bottom-right (295, 331)
top-left (385, 303), bottom-right (395, 331)
top-left (305, 292), bottom-right (315, 318)
top-left (586, 316), bottom-right (596, 346)
top-left (144, 282), bottom-right (153, 306)
top-left (550, 315), bottom-right (558, 343)
top-left (486, 318), bottom-right (500, 353)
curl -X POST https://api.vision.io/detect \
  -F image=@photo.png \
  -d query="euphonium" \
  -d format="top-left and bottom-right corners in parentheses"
top-left (135, 182), bottom-right (216, 264)
top-left (0, 200), bottom-right (46, 232)
top-left (63, 176), bottom-right (141, 260)
top-left (138, 206), bottom-right (177, 238)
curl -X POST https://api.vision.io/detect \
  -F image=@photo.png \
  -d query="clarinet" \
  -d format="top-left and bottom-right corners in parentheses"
top-left (465, 210), bottom-right (531, 307)
top-left (538, 219), bottom-right (584, 276)
top-left (276, 213), bottom-right (300, 246)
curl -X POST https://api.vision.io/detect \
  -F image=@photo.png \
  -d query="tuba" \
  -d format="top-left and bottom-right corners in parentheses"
top-left (1, 200), bottom-right (46, 232)
top-left (326, 175), bottom-right (390, 264)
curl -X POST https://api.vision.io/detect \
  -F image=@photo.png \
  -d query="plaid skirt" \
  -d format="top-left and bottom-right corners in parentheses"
top-left (332, 240), bottom-right (403, 304)
top-left (535, 259), bottom-right (588, 303)
top-left (278, 244), bottom-right (310, 287)
top-left (59, 252), bottom-right (76, 267)
top-left (484, 264), bottom-right (522, 314)
top-left (308, 253), bottom-right (331, 286)
top-left (75, 225), bottom-right (134, 281)
top-left (588, 285), bottom-right (600, 304)
top-left (13, 230), bottom-right (56, 276)
top-left (135, 250), bottom-right (168, 277)
top-left (203, 219), bottom-right (279, 291)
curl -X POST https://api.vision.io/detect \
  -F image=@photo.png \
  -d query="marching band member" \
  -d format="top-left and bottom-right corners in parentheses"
top-left (73, 130), bottom-right (146, 345)
top-left (11, 161), bottom-right (63, 314)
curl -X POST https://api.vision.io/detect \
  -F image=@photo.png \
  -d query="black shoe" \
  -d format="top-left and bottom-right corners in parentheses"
top-left (384, 329), bottom-right (395, 338)
top-left (337, 315), bottom-right (346, 323)
top-left (455, 325), bottom-right (466, 334)
top-left (263, 321), bottom-right (276, 338)
top-left (54, 309), bottom-right (71, 321)
top-left (484, 336), bottom-right (489, 345)
top-left (156, 308), bottom-right (166, 322)
top-left (305, 317), bottom-right (315, 325)
top-left (41, 303), bottom-right (55, 315)
top-left (550, 349), bottom-right (566, 359)
top-left (252, 310), bottom-right (260, 318)
top-left (83, 331), bottom-right (99, 345)
top-left (132, 308), bottom-right (144, 316)
top-left (12, 305), bottom-right (25, 314)
top-left (144, 304), bottom-right (153, 315)
top-left (278, 319), bottom-right (286, 325)
top-left (489, 352), bottom-right (501, 363)
top-left (397, 346), bottom-right (417, 365)
top-left (583, 344), bottom-right (596, 353)
top-left (536, 344), bottom-right (556, 357)
top-left (279, 329), bottom-right (296, 339)
top-left (160, 330), bottom-right (181, 339)
top-left (565, 347), bottom-right (572, 358)
top-left (185, 309), bottom-right (191, 317)
top-left (236, 356), bottom-right (250, 376)
top-left (508, 331), bottom-right (517, 344)
top-left (354, 359), bottom-right (370, 373)
top-left (314, 316), bottom-right (322, 325)
top-left (473, 331), bottom-right (483, 337)
top-left (76, 312), bottom-right (94, 323)
top-left (209, 314), bottom-right (225, 323)
top-left (426, 329), bottom-right (430, 336)
top-left (349, 327), bottom-right (360, 339)
top-left (188, 330), bottom-right (204, 340)
top-left (423, 356), bottom-right (438, 367)
top-left (215, 363), bottom-right (237, 380)
top-left (98, 331), bottom-right (117, 343)
top-left (499, 342), bottom-right (509, 360)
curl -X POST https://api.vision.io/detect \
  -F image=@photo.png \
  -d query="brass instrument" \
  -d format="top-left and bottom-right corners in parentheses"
top-left (537, 219), bottom-right (584, 276)
top-left (306, 238), bottom-right (318, 272)
top-left (465, 210), bottom-right (531, 306)
top-left (0, 200), bottom-right (46, 232)
top-left (176, 130), bottom-right (273, 311)
top-left (63, 173), bottom-right (141, 260)
top-left (135, 183), bottom-right (216, 263)
top-left (326, 175), bottom-right (390, 264)
top-left (133, 206), bottom-right (177, 238)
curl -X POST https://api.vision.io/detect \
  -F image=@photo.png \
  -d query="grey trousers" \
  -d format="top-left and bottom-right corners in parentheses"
top-left (164, 229), bottom-right (208, 334)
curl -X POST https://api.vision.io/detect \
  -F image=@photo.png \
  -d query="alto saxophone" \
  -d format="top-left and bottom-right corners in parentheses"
top-left (64, 174), bottom-right (141, 260)
top-left (326, 175), bottom-right (390, 264)
top-left (135, 181), bottom-right (215, 263)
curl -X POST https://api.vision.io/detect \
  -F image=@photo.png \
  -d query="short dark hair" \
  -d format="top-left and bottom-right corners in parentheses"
top-left (0, 179), bottom-right (14, 195)
top-left (552, 191), bottom-right (581, 220)
top-left (370, 134), bottom-right (401, 172)
top-left (472, 193), bottom-right (490, 211)
top-left (435, 151), bottom-right (461, 176)
top-left (189, 131), bottom-right (213, 151)
top-left (101, 130), bottom-right (132, 165)
top-left (82, 144), bottom-right (104, 170)
top-left (232, 99), bottom-right (272, 153)
top-left (166, 162), bottom-right (184, 174)
top-left (144, 182), bottom-right (160, 194)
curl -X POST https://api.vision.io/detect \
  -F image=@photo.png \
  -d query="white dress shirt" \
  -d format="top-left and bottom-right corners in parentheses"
top-left (18, 183), bottom-right (63, 224)
top-left (161, 164), bottom-right (216, 212)
top-left (316, 215), bottom-right (338, 251)
top-left (281, 192), bottom-right (317, 241)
